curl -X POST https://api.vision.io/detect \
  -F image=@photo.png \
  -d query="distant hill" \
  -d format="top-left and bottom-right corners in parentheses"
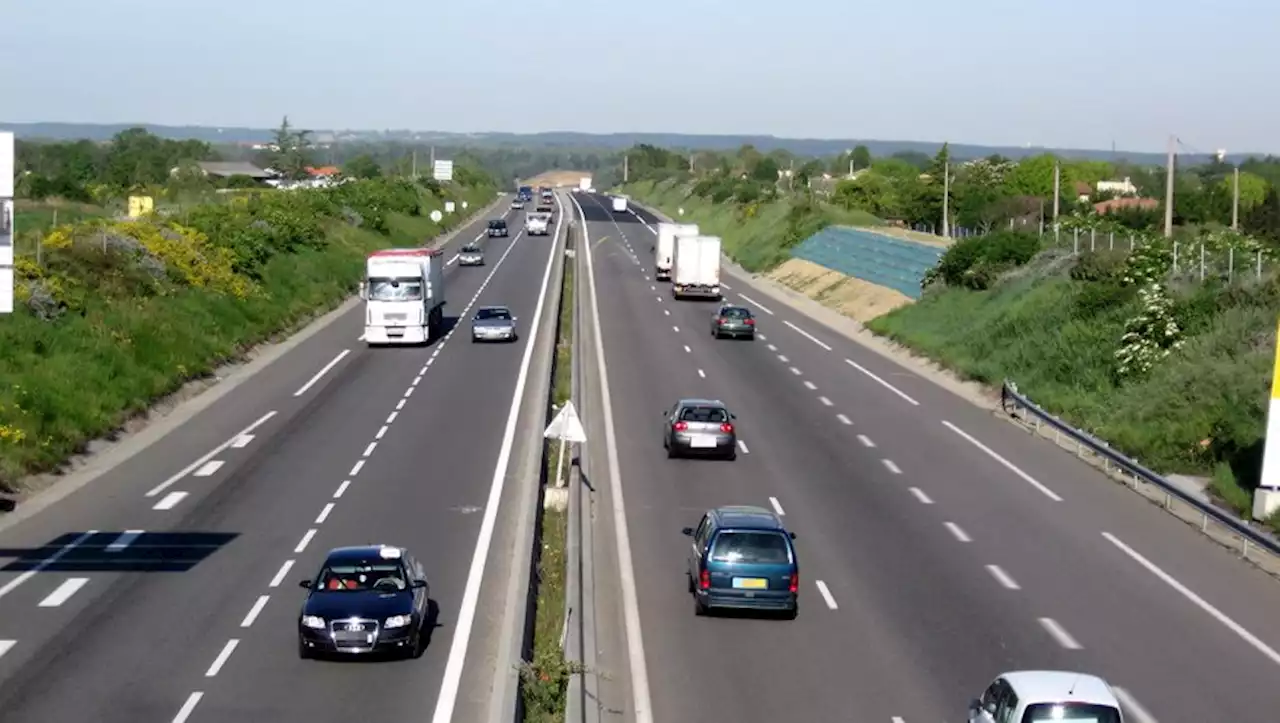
top-left (1, 121), bottom-right (1263, 166)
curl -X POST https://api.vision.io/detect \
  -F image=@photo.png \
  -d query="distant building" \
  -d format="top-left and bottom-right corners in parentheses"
top-left (1096, 177), bottom-right (1139, 196)
top-left (1095, 197), bottom-right (1158, 215)
top-left (192, 161), bottom-right (274, 180)
top-left (1074, 181), bottom-right (1092, 201)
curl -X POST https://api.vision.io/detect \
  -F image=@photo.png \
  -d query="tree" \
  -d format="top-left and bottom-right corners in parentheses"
top-left (1244, 187), bottom-right (1280, 242)
top-left (268, 116), bottom-right (314, 181)
top-left (851, 145), bottom-right (871, 171)
top-left (1219, 171), bottom-right (1268, 212)
top-left (750, 156), bottom-right (780, 184)
top-left (343, 154), bottom-right (382, 179)
top-left (1003, 153), bottom-right (1059, 198)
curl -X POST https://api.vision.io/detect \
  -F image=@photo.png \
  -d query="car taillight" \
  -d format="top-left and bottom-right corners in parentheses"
top-left (699, 569), bottom-right (710, 590)
top-left (789, 572), bottom-right (798, 593)
top-left (720, 423), bottom-right (733, 433)
top-left (673, 421), bottom-right (688, 431)
top-left (718, 318), bottom-right (726, 325)
top-left (744, 318), bottom-right (755, 325)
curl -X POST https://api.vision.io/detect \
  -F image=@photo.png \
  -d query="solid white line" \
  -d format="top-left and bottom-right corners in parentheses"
top-left (293, 349), bottom-right (351, 397)
top-left (362, 442), bottom-right (377, 457)
top-left (908, 487), bottom-right (934, 504)
top-left (1102, 532), bottom-right (1280, 665)
top-left (38, 578), bottom-right (88, 607)
top-left (768, 496), bottom-right (785, 515)
top-left (431, 191), bottom-right (563, 723)
top-left (0, 530), bottom-right (97, 601)
top-left (1112, 687), bottom-right (1159, 723)
top-left (1039, 617), bottom-right (1082, 649)
top-left (153, 492), bottom-right (188, 510)
top-left (375, 425), bottom-right (388, 440)
top-left (941, 421), bottom-right (1063, 501)
top-left (944, 521), bottom-right (972, 542)
top-left (836, 413), bottom-right (852, 425)
top-left (269, 559), bottom-right (294, 588)
top-left (205, 639), bottom-right (239, 677)
top-left (697, 369), bottom-right (706, 378)
top-left (857, 434), bottom-right (875, 447)
top-left (815, 580), bottom-right (838, 610)
top-left (568, 193), bottom-right (654, 723)
top-left (192, 460), bottom-right (223, 477)
top-left (229, 434), bottom-right (253, 449)
top-left (0, 640), bottom-right (14, 660)
top-left (106, 530), bottom-right (144, 553)
top-left (844, 358), bottom-right (920, 405)
top-left (818, 396), bottom-right (833, 406)
top-left (294, 529), bottom-right (317, 553)
top-left (783, 320), bottom-right (832, 350)
top-left (147, 411), bottom-right (277, 496)
top-left (738, 293), bottom-right (774, 315)
top-left (789, 367), bottom-right (801, 375)
top-left (683, 345), bottom-right (691, 353)
top-left (882, 459), bottom-right (902, 474)
top-left (737, 440), bottom-right (750, 454)
top-left (315, 503), bottom-right (335, 524)
top-left (240, 595), bottom-right (269, 628)
top-left (986, 564), bottom-right (1021, 590)
top-left (349, 460), bottom-right (365, 476)
top-left (333, 480), bottom-right (351, 498)
top-left (172, 692), bottom-right (204, 723)
top-left (803, 380), bottom-right (817, 390)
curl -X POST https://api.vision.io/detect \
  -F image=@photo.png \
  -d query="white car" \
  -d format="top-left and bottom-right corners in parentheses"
top-left (510, 200), bottom-right (524, 209)
top-left (968, 671), bottom-right (1123, 723)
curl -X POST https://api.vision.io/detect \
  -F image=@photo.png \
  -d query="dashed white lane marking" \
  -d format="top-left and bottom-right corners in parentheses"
top-left (315, 503), bottom-right (335, 524)
top-left (205, 639), bottom-right (239, 677)
top-left (672, 325), bottom-right (680, 332)
top-left (986, 564), bottom-right (1021, 590)
top-left (334, 480), bottom-right (351, 498)
top-left (944, 521), bottom-right (972, 543)
top-left (193, 460), bottom-right (223, 477)
top-left (882, 459), bottom-right (902, 474)
top-left (153, 492), bottom-right (188, 510)
top-left (349, 460), bottom-right (365, 476)
top-left (777, 354), bottom-right (789, 362)
top-left (767, 343), bottom-right (777, 351)
top-left (783, 320), bottom-right (832, 351)
top-left (844, 358), bottom-right (920, 405)
top-left (788, 367), bottom-right (801, 375)
top-left (106, 530), bottom-right (144, 552)
top-left (38, 578), bottom-right (88, 607)
top-left (1102, 532), bottom-right (1280, 665)
top-left (908, 487), bottom-right (934, 504)
top-left (815, 580), bottom-right (839, 610)
top-left (837, 413), bottom-right (852, 425)
top-left (663, 309), bottom-right (670, 316)
top-left (737, 440), bottom-right (750, 454)
top-left (362, 442), bottom-right (377, 457)
top-left (269, 560), bottom-right (294, 588)
top-left (396, 398), bottom-right (406, 411)
top-left (0, 640), bottom-right (14, 660)
top-left (147, 411), bottom-right (277, 497)
top-left (404, 385), bottom-right (415, 398)
top-left (651, 284), bottom-right (656, 290)
top-left (683, 345), bottom-right (691, 353)
top-left (697, 369), bottom-right (706, 378)
top-left (803, 380), bottom-right (817, 390)
top-left (0, 531), bottom-right (96, 601)
top-left (892, 717), bottom-right (906, 723)
top-left (857, 435), bottom-right (875, 448)
top-left (240, 595), bottom-right (270, 628)
top-left (721, 282), bottom-right (732, 290)
top-left (172, 692), bottom-right (204, 723)
top-left (655, 296), bottom-right (662, 302)
top-left (375, 425), bottom-right (388, 440)
top-left (386, 411), bottom-right (399, 424)
top-left (941, 421), bottom-right (1063, 501)
top-left (230, 434), bottom-right (254, 449)
top-left (294, 349), bottom-right (352, 397)
top-left (1112, 687), bottom-right (1159, 723)
top-left (818, 396), bottom-right (833, 406)
top-left (757, 333), bottom-right (767, 341)
top-left (1039, 617), bottom-right (1082, 649)
top-left (294, 529), bottom-right (317, 554)
top-left (768, 496), bottom-right (785, 515)
top-left (738, 293), bottom-right (774, 315)
top-left (413, 375), bottom-right (423, 386)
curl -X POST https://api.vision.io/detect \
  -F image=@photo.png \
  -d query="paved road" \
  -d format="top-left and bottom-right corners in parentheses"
top-left (0, 196), bottom-right (560, 722)
top-left (572, 191), bottom-right (1280, 723)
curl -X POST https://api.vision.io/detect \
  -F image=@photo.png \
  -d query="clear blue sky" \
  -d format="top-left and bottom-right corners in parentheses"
top-left (1, 0), bottom-right (1273, 153)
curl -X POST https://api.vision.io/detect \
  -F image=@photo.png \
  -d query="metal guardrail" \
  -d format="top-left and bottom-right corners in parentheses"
top-left (1000, 379), bottom-right (1280, 564)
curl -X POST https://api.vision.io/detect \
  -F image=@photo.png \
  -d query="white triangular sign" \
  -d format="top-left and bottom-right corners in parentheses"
top-left (544, 400), bottom-right (587, 443)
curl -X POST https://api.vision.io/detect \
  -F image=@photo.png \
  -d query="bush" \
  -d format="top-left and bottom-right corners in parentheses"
top-left (933, 231), bottom-right (1042, 289)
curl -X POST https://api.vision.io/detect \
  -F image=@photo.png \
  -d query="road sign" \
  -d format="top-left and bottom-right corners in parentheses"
top-left (429, 210), bottom-right (443, 223)
top-left (432, 160), bottom-right (454, 182)
top-left (544, 400), bottom-right (586, 443)
top-left (445, 201), bottom-right (456, 214)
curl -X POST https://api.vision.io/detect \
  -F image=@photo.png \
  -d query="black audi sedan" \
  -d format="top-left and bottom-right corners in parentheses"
top-left (297, 545), bottom-right (430, 660)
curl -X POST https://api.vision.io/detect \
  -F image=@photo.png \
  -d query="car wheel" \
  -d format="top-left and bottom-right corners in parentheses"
top-left (726, 449), bottom-right (737, 461)
top-left (686, 572), bottom-right (694, 593)
top-left (694, 597), bottom-right (708, 616)
top-left (781, 604), bottom-right (798, 621)
top-left (667, 444), bottom-right (677, 459)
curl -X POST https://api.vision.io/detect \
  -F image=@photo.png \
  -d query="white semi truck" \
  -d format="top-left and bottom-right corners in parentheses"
top-left (578, 176), bottom-right (592, 192)
top-left (612, 196), bottom-right (628, 213)
top-left (671, 235), bottom-right (722, 300)
top-left (362, 248), bottom-right (446, 345)
top-left (526, 213), bottom-right (550, 236)
top-left (654, 222), bottom-right (699, 281)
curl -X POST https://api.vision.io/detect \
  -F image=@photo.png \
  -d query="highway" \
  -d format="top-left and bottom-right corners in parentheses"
top-left (571, 191), bottom-right (1280, 723)
top-left (0, 195), bottom-right (561, 722)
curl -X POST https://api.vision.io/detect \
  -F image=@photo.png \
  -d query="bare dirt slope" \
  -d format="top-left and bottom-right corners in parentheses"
top-left (522, 170), bottom-right (592, 188)
top-left (765, 258), bottom-right (913, 322)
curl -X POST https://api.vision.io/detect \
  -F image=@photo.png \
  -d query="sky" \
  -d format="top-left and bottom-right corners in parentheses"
top-left (1, 0), bottom-right (1275, 154)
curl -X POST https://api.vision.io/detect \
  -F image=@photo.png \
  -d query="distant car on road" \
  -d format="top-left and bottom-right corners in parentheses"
top-left (510, 199), bottom-right (525, 210)
top-left (682, 505), bottom-right (798, 619)
top-left (487, 219), bottom-right (509, 237)
top-left (457, 243), bottom-right (484, 266)
top-left (297, 545), bottom-right (431, 660)
top-left (968, 671), bottom-right (1123, 723)
top-left (471, 305), bottom-right (518, 343)
top-left (710, 304), bottom-right (755, 340)
top-left (662, 398), bottom-right (737, 460)
top-left (535, 204), bottom-right (554, 222)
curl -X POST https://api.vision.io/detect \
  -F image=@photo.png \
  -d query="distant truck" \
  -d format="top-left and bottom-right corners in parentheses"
top-left (654, 222), bottom-right (699, 281)
top-left (612, 196), bottom-right (627, 213)
top-left (362, 248), bottom-right (446, 345)
top-left (578, 176), bottom-right (592, 192)
top-left (526, 213), bottom-right (550, 236)
top-left (518, 185), bottom-right (533, 201)
top-left (671, 235), bottom-right (722, 300)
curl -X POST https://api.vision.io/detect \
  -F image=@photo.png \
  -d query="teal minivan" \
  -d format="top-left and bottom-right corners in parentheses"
top-left (682, 505), bottom-right (798, 619)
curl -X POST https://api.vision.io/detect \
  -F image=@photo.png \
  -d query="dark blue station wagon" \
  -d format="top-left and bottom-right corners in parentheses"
top-left (682, 505), bottom-right (798, 619)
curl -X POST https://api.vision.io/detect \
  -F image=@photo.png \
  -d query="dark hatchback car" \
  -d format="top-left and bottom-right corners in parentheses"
top-left (297, 545), bottom-right (431, 660)
top-left (683, 505), bottom-right (798, 618)
top-left (487, 219), bottom-right (509, 237)
top-left (710, 304), bottom-right (755, 340)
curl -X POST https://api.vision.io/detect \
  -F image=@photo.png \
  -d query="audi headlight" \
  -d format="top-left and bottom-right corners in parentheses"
top-left (301, 615), bottom-right (326, 629)
top-left (384, 614), bottom-right (413, 629)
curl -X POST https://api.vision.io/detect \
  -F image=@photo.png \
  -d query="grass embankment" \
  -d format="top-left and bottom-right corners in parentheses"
top-left (523, 248), bottom-right (575, 722)
top-left (0, 178), bottom-right (496, 493)
top-left (621, 178), bottom-right (881, 272)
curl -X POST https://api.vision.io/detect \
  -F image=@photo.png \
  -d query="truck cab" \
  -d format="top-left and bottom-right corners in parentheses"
top-left (525, 214), bottom-right (550, 236)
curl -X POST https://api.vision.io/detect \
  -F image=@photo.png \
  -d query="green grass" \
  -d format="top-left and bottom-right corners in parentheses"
top-left (523, 252), bottom-right (576, 722)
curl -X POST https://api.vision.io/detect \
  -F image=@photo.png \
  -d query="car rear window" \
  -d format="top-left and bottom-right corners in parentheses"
top-left (489, 221), bottom-right (505, 227)
top-left (680, 406), bottom-right (728, 423)
top-left (1021, 703), bottom-right (1120, 723)
top-left (721, 307), bottom-right (750, 319)
top-left (476, 308), bottom-right (511, 320)
top-left (710, 531), bottom-right (790, 564)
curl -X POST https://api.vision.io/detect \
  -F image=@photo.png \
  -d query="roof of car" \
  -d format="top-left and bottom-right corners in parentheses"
top-left (477, 305), bottom-right (510, 312)
top-left (1001, 671), bottom-right (1118, 708)
top-left (677, 397), bottom-right (726, 408)
top-left (489, 219), bottom-right (506, 224)
top-left (324, 545), bottom-right (406, 562)
top-left (711, 505), bottom-right (786, 531)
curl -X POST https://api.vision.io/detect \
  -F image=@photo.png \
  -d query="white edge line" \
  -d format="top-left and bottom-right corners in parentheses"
top-left (941, 420), bottom-right (1063, 501)
top-left (293, 349), bottom-right (352, 397)
top-left (843, 358), bottom-right (920, 405)
top-left (783, 319), bottom-right (832, 350)
top-left (147, 411), bottom-right (278, 497)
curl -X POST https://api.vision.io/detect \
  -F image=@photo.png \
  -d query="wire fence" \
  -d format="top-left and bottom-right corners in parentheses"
top-left (1045, 225), bottom-right (1269, 283)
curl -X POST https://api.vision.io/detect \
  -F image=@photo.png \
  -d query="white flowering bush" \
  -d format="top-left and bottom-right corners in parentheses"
top-left (1115, 283), bottom-right (1184, 377)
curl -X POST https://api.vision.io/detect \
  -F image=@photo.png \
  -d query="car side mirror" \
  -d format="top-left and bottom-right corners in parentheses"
top-left (789, 532), bottom-right (797, 539)
top-left (681, 527), bottom-right (694, 536)
top-left (299, 579), bottom-right (312, 589)
top-left (730, 414), bottom-right (737, 420)
top-left (968, 698), bottom-right (982, 713)
top-left (512, 317), bottom-right (518, 322)
top-left (358, 283), bottom-right (367, 300)
top-left (411, 579), bottom-right (428, 589)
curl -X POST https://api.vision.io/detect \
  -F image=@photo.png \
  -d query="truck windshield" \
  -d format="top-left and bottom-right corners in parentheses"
top-left (367, 277), bottom-right (423, 301)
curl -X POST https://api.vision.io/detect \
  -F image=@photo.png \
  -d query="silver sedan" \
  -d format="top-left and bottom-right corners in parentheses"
top-left (662, 398), bottom-right (737, 460)
top-left (471, 306), bottom-right (518, 343)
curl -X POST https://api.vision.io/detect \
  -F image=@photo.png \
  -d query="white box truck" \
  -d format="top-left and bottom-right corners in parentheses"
top-left (671, 235), bottom-right (722, 300)
top-left (362, 248), bottom-right (446, 345)
top-left (654, 222), bottom-right (699, 281)
top-left (578, 176), bottom-right (592, 192)
top-left (526, 213), bottom-right (550, 236)
top-left (612, 196), bottom-right (627, 213)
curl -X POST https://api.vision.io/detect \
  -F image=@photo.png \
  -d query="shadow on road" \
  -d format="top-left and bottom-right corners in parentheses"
top-left (0, 531), bottom-right (239, 573)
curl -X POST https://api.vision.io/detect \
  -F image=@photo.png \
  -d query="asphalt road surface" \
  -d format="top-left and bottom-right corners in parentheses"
top-left (0, 196), bottom-right (560, 722)
top-left (572, 191), bottom-right (1280, 723)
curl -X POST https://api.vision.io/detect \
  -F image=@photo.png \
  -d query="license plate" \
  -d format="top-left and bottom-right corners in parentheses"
top-left (387, 328), bottom-right (404, 336)
top-left (732, 577), bottom-right (767, 590)
top-left (689, 436), bottom-right (716, 448)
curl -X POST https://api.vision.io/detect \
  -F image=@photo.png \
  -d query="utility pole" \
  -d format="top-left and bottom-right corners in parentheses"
top-left (1163, 134), bottom-right (1175, 238)
top-left (689, 153), bottom-right (694, 172)
top-left (411, 149), bottom-right (417, 179)
top-left (1051, 162), bottom-right (1060, 225)
top-left (623, 155), bottom-right (629, 183)
top-left (941, 158), bottom-right (951, 238)
top-left (789, 159), bottom-right (795, 192)
top-left (848, 158), bottom-right (853, 177)
top-left (429, 145), bottom-right (436, 171)
top-left (1232, 166), bottom-right (1240, 231)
